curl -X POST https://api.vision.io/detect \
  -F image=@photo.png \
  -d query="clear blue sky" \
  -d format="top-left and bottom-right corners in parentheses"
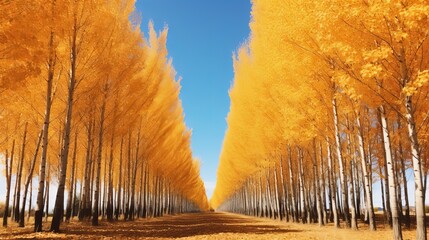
top-left (135, 0), bottom-right (252, 199)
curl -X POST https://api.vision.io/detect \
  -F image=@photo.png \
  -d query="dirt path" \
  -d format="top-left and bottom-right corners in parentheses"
top-left (0, 212), bottom-right (417, 239)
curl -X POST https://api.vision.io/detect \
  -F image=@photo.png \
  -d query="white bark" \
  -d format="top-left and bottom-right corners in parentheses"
top-left (405, 96), bottom-right (426, 240)
top-left (356, 114), bottom-right (376, 230)
top-left (380, 106), bottom-right (402, 240)
top-left (312, 140), bottom-right (323, 226)
top-left (287, 146), bottom-right (297, 222)
top-left (332, 97), bottom-right (350, 228)
top-left (326, 138), bottom-right (339, 227)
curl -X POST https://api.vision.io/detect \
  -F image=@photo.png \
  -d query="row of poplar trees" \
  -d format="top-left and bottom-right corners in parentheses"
top-left (1, 0), bottom-right (208, 233)
top-left (211, 0), bottom-right (429, 240)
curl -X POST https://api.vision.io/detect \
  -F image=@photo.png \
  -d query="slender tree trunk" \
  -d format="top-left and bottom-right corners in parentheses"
top-left (89, 145), bottom-right (95, 216)
top-left (398, 132), bottom-right (410, 228)
top-left (153, 176), bottom-right (159, 217)
top-left (405, 96), bottom-right (426, 237)
top-left (19, 130), bottom-right (43, 227)
top-left (125, 131), bottom-right (132, 220)
top-left (379, 163), bottom-right (386, 218)
top-left (345, 119), bottom-right (358, 230)
top-left (279, 155), bottom-right (289, 222)
top-left (143, 162), bottom-right (148, 218)
top-left (327, 138), bottom-right (339, 227)
top-left (356, 113), bottom-right (376, 230)
top-left (92, 87), bottom-right (107, 226)
top-left (27, 178), bottom-right (32, 222)
top-left (298, 148), bottom-right (306, 223)
top-left (45, 164), bottom-right (50, 222)
top-left (72, 173), bottom-right (78, 219)
top-left (65, 133), bottom-right (77, 222)
top-left (129, 125), bottom-right (141, 220)
top-left (354, 152), bottom-right (361, 220)
top-left (327, 150), bottom-right (334, 223)
top-left (50, 12), bottom-right (77, 232)
top-left (115, 137), bottom-right (124, 220)
top-left (3, 141), bottom-right (15, 227)
top-left (107, 133), bottom-right (114, 221)
top-left (137, 161), bottom-right (144, 218)
top-left (287, 146), bottom-right (298, 222)
top-left (14, 122), bottom-right (28, 223)
top-left (379, 106), bottom-right (402, 239)
top-left (398, 45), bottom-right (426, 239)
top-left (394, 152), bottom-right (403, 221)
top-left (377, 112), bottom-right (392, 227)
top-left (102, 153), bottom-right (107, 220)
top-left (34, 1), bottom-right (56, 231)
top-left (349, 157), bottom-right (358, 230)
top-left (259, 175), bottom-right (264, 218)
top-left (79, 120), bottom-right (93, 220)
top-left (12, 164), bottom-right (18, 222)
top-left (383, 152), bottom-right (392, 226)
top-left (332, 97), bottom-right (350, 228)
top-left (312, 140), bottom-right (323, 226)
top-left (273, 167), bottom-right (281, 220)
top-left (319, 142), bottom-right (328, 225)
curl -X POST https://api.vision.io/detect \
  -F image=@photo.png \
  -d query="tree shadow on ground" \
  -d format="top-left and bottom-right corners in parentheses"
top-left (0, 212), bottom-right (301, 239)
top-left (66, 212), bottom-right (301, 238)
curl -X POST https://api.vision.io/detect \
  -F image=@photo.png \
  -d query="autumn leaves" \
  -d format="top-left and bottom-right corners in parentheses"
top-left (212, 0), bottom-right (428, 239)
top-left (1, 0), bottom-right (207, 233)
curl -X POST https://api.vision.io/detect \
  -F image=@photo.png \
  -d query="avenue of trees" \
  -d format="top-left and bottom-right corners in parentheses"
top-left (211, 0), bottom-right (429, 240)
top-left (0, 0), bottom-right (208, 233)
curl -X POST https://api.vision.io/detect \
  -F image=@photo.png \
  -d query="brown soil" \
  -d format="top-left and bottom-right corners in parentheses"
top-left (0, 212), bottom-right (423, 239)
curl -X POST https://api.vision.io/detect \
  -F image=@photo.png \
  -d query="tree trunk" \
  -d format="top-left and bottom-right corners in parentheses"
top-left (396, 44), bottom-right (426, 239)
top-left (379, 163), bottom-right (386, 219)
top-left (259, 175), bottom-right (264, 218)
top-left (107, 133), bottom-right (114, 221)
top-left (327, 138), bottom-right (339, 227)
top-left (312, 140), bottom-right (323, 226)
top-left (92, 87), bottom-right (107, 226)
top-left (115, 137), bottom-right (124, 220)
top-left (319, 142), bottom-right (328, 225)
top-left (354, 152), bottom-right (361, 220)
top-left (19, 130), bottom-right (43, 227)
top-left (398, 128), bottom-right (410, 229)
top-left (143, 162), bottom-right (148, 218)
top-left (377, 111), bottom-right (392, 227)
top-left (125, 131), bottom-right (132, 220)
top-left (332, 97), bottom-right (350, 228)
top-left (345, 119), bottom-right (358, 230)
top-left (129, 125), bottom-right (142, 220)
top-left (279, 155), bottom-right (289, 222)
top-left (137, 161), bottom-right (144, 218)
top-left (79, 119), bottom-right (93, 220)
top-left (356, 113), bottom-right (376, 230)
top-left (273, 167), bottom-right (281, 220)
top-left (102, 151), bottom-right (107, 220)
top-left (50, 12), bottom-right (77, 232)
top-left (65, 133), bottom-right (77, 222)
top-left (34, 1), bottom-right (56, 231)
top-left (298, 148), bottom-right (306, 223)
top-left (3, 141), bottom-right (15, 227)
top-left (27, 178), bottom-right (32, 222)
top-left (14, 122), bottom-right (28, 223)
top-left (405, 96), bottom-right (426, 239)
top-left (89, 145), bottom-right (95, 217)
top-left (45, 164), bottom-right (50, 222)
top-left (383, 150), bottom-right (392, 227)
top-left (72, 172), bottom-right (78, 218)
top-left (379, 106), bottom-right (402, 239)
top-left (287, 146), bottom-right (298, 222)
